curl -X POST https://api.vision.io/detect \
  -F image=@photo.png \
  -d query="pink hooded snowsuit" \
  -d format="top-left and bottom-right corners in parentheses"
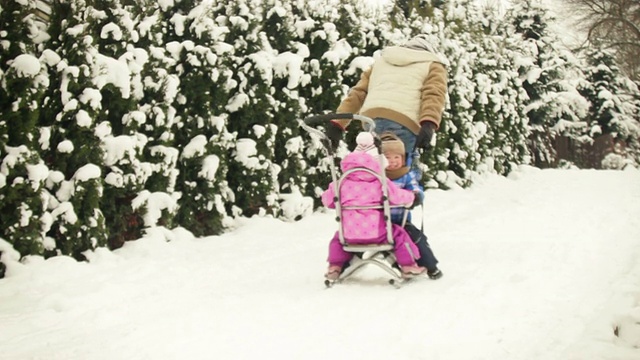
top-left (322, 151), bottom-right (420, 266)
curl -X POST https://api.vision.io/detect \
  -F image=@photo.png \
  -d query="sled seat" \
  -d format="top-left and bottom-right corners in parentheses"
top-left (342, 244), bottom-right (394, 252)
top-left (334, 167), bottom-right (411, 283)
top-left (338, 202), bottom-right (408, 254)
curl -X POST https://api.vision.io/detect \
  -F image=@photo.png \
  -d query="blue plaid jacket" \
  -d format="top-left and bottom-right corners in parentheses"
top-left (389, 169), bottom-right (424, 224)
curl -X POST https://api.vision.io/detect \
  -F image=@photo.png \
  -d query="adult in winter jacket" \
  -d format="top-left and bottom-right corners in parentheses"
top-left (321, 132), bottom-right (425, 281)
top-left (326, 34), bottom-right (448, 165)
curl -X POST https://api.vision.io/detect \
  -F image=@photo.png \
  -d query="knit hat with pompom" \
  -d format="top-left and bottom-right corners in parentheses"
top-left (354, 132), bottom-right (389, 169)
top-left (354, 132), bottom-right (379, 157)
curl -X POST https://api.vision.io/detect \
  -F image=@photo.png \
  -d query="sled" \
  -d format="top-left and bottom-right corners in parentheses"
top-left (324, 250), bottom-right (423, 289)
top-left (300, 113), bottom-right (418, 288)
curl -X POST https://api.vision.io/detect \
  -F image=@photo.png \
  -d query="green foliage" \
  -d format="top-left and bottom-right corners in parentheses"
top-left (0, 0), bottom-right (42, 149)
top-left (288, 0), bottom-right (354, 205)
top-left (261, 0), bottom-right (309, 218)
top-left (578, 47), bottom-right (640, 166)
top-left (508, 0), bottom-right (589, 168)
top-left (579, 48), bottom-right (640, 138)
top-left (0, 147), bottom-right (47, 255)
top-left (134, 2), bottom-right (180, 198)
top-left (84, 0), bottom-right (149, 249)
top-left (218, 0), bottom-right (280, 218)
top-left (425, 43), bottom-right (476, 188)
top-left (0, 0), bottom-right (48, 257)
top-left (467, 12), bottom-right (530, 176)
top-left (39, 0), bottom-right (108, 259)
top-left (412, 1), bottom-right (532, 188)
top-left (51, 170), bottom-right (107, 260)
top-left (262, 0), bottom-right (296, 50)
top-left (167, 1), bottom-right (234, 236)
top-left (390, 0), bottom-right (437, 26)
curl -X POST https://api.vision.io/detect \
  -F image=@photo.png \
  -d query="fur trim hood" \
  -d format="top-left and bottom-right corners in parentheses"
top-left (381, 46), bottom-right (448, 67)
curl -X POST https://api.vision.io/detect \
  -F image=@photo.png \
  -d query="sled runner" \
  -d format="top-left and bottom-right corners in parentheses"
top-left (301, 113), bottom-right (423, 288)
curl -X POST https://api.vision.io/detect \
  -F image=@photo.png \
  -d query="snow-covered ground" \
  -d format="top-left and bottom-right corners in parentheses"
top-left (1, 166), bottom-right (639, 360)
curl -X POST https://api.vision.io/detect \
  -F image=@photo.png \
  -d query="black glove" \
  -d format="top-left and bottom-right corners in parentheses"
top-left (410, 192), bottom-right (422, 209)
top-left (325, 122), bottom-right (344, 150)
top-left (415, 121), bottom-right (436, 150)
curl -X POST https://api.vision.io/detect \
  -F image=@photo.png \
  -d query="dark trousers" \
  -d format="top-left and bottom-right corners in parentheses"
top-left (404, 222), bottom-right (439, 270)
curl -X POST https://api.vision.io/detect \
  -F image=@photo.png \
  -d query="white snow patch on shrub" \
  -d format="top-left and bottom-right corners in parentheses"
top-left (10, 54), bottom-right (41, 77)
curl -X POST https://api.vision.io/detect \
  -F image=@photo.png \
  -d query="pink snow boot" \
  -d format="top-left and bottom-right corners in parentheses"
top-left (400, 264), bottom-right (426, 278)
top-left (325, 265), bottom-right (342, 281)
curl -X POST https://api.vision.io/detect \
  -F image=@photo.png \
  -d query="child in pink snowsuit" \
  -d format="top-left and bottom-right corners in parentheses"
top-left (322, 132), bottom-right (425, 280)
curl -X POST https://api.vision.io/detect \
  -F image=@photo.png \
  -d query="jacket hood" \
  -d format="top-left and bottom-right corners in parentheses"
top-left (340, 152), bottom-right (383, 182)
top-left (381, 46), bottom-right (446, 67)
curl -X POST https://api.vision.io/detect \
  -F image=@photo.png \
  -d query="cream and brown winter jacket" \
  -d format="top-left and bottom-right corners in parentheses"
top-left (334, 46), bottom-right (448, 134)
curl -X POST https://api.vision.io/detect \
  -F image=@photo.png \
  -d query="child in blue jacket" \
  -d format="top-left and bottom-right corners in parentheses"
top-left (381, 132), bottom-right (442, 279)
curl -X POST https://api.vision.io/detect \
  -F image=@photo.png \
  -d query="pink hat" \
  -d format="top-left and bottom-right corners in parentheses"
top-left (354, 132), bottom-right (389, 168)
top-left (354, 132), bottom-right (378, 157)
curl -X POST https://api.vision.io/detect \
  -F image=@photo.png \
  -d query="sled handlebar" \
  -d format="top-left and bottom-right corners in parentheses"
top-left (299, 113), bottom-right (376, 157)
top-left (300, 113), bottom-right (376, 137)
top-left (303, 113), bottom-right (353, 127)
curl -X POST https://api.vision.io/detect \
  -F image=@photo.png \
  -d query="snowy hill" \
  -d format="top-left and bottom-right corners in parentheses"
top-left (1, 166), bottom-right (639, 359)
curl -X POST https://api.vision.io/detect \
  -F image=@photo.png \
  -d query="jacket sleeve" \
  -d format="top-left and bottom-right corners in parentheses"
top-left (333, 68), bottom-right (372, 130)
top-left (419, 62), bottom-right (448, 129)
top-left (404, 171), bottom-right (425, 201)
top-left (385, 179), bottom-right (415, 206)
top-left (321, 183), bottom-right (336, 209)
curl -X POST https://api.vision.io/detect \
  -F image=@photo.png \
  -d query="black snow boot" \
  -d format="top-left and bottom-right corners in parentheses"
top-left (427, 268), bottom-right (443, 280)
